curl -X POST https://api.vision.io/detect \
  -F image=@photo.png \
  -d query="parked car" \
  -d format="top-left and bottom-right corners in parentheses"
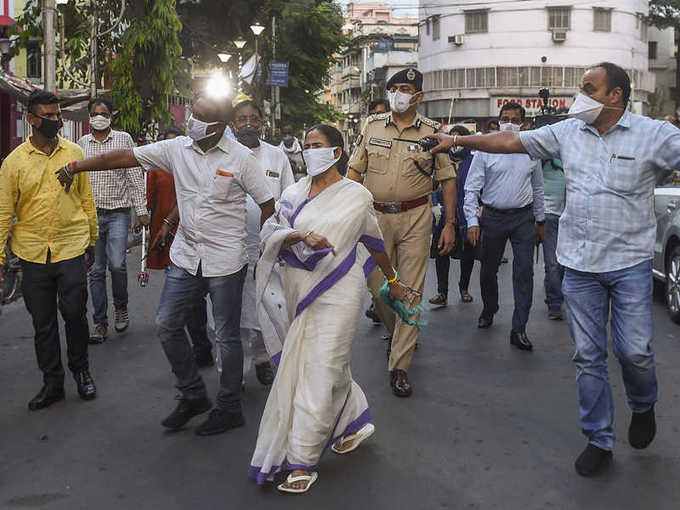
top-left (653, 170), bottom-right (680, 323)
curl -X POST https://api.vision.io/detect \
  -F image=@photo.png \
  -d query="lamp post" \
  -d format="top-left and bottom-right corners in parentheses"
top-left (250, 23), bottom-right (264, 58)
top-left (233, 38), bottom-right (246, 91)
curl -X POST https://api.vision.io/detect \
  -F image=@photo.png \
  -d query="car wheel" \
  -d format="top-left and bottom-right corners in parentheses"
top-left (665, 246), bottom-right (680, 324)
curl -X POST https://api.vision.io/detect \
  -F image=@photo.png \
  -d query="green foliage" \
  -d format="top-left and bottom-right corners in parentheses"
top-left (110, 0), bottom-right (183, 136)
top-left (647, 0), bottom-right (680, 29)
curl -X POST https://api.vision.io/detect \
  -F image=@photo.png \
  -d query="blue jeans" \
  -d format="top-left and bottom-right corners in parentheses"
top-left (156, 264), bottom-right (246, 412)
top-left (562, 260), bottom-right (657, 450)
top-left (542, 214), bottom-right (564, 314)
top-left (90, 210), bottom-right (130, 324)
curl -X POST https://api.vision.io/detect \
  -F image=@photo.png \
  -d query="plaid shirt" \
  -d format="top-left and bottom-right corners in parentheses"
top-left (520, 111), bottom-right (680, 273)
top-left (77, 130), bottom-right (147, 216)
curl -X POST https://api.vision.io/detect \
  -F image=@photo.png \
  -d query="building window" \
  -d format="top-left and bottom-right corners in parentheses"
top-left (639, 15), bottom-right (648, 41)
top-left (593, 8), bottom-right (611, 32)
top-left (465, 10), bottom-right (488, 34)
top-left (548, 7), bottom-right (571, 31)
top-left (425, 18), bottom-right (430, 35)
top-left (432, 15), bottom-right (440, 40)
top-left (27, 42), bottom-right (41, 79)
top-left (649, 41), bottom-right (658, 60)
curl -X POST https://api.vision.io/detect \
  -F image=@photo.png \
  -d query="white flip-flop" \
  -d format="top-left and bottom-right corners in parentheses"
top-left (331, 423), bottom-right (375, 454)
top-left (277, 471), bottom-right (318, 494)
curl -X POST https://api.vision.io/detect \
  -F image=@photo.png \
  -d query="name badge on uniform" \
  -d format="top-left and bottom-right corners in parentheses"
top-left (369, 137), bottom-right (392, 149)
top-left (266, 170), bottom-right (280, 178)
top-left (406, 144), bottom-right (419, 152)
top-left (216, 169), bottom-right (234, 178)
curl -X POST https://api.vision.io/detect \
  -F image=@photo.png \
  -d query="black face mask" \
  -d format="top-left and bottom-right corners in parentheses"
top-left (35, 116), bottom-right (64, 140)
top-left (236, 125), bottom-right (260, 148)
top-left (282, 134), bottom-right (294, 147)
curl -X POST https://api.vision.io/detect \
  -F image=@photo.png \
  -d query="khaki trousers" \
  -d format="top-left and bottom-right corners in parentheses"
top-left (368, 203), bottom-right (430, 372)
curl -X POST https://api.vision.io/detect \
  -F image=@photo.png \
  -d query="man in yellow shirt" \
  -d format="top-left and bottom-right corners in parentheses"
top-left (0, 90), bottom-right (99, 410)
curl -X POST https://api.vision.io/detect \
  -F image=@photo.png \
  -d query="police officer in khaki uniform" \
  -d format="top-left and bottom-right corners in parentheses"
top-left (347, 68), bottom-right (457, 397)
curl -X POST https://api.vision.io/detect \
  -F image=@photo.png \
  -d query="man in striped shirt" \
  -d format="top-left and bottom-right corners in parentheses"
top-left (78, 98), bottom-right (149, 343)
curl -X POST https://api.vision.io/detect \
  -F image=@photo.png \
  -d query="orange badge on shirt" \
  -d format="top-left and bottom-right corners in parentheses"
top-left (216, 170), bottom-right (234, 178)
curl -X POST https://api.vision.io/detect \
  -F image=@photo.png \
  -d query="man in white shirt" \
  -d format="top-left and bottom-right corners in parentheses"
top-left (231, 94), bottom-right (294, 386)
top-left (278, 121), bottom-right (306, 180)
top-left (56, 93), bottom-right (275, 436)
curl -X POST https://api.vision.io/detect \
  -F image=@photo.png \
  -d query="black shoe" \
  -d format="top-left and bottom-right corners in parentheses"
top-left (365, 305), bottom-right (382, 324)
top-left (477, 314), bottom-right (494, 328)
top-left (255, 361), bottom-right (275, 386)
top-left (629, 405), bottom-right (656, 449)
top-left (194, 349), bottom-right (214, 368)
top-left (195, 408), bottom-right (245, 436)
top-left (28, 385), bottom-right (65, 411)
top-left (510, 331), bottom-right (533, 351)
top-left (574, 444), bottom-right (612, 477)
top-left (161, 396), bottom-right (212, 430)
top-left (390, 369), bottom-right (412, 398)
top-left (73, 370), bottom-right (97, 400)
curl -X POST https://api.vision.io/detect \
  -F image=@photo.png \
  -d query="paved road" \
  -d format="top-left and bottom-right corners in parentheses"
top-left (1, 247), bottom-right (679, 509)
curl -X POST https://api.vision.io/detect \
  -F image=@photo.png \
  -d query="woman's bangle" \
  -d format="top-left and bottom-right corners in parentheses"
top-left (387, 274), bottom-right (399, 285)
top-left (452, 134), bottom-right (458, 147)
top-left (303, 231), bottom-right (313, 239)
top-left (163, 218), bottom-right (176, 227)
top-left (71, 161), bottom-right (79, 174)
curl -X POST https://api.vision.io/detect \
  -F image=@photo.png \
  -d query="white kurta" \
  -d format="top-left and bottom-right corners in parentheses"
top-left (249, 177), bottom-right (386, 484)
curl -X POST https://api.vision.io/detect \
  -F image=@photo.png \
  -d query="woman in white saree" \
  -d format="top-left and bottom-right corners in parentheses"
top-left (248, 125), bottom-right (407, 494)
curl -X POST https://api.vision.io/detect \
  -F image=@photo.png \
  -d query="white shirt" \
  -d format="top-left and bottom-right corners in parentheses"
top-left (133, 134), bottom-right (273, 277)
top-left (245, 141), bottom-right (295, 263)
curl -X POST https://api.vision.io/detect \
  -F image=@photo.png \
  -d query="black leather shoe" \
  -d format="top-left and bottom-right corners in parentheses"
top-left (574, 444), bottom-right (612, 477)
top-left (255, 361), bottom-right (275, 386)
top-left (161, 396), bottom-right (212, 430)
top-left (28, 385), bottom-right (65, 411)
top-left (365, 305), bottom-right (382, 324)
top-left (477, 314), bottom-right (494, 328)
top-left (194, 349), bottom-right (214, 368)
top-left (510, 331), bottom-right (533, 351)
top-left (73, 370), bottom-right (97, 400)
top-left (629, 405), bottom-right (656, 449)
top-left (390, 369), bottom-right (412, 397)
top-left (195, 408), bottom-right (245, 436)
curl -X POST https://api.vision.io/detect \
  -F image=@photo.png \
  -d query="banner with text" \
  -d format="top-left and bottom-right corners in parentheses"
top-left (490, 96), bottom-right (574, 117)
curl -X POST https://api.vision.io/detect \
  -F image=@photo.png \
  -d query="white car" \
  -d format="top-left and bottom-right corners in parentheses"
top-left (653, 171), bottom-right (680, 323)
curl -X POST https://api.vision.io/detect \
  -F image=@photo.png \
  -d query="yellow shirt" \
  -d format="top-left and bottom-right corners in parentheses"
top-left (0, 137), bottom-right (98, 265)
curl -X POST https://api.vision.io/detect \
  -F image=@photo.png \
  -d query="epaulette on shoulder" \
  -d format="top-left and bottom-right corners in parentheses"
top-left (420, 117), bottom-right (441, 130)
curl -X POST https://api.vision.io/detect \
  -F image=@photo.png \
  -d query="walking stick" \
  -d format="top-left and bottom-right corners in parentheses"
top-left (138, 225), bottom-right (149, 287)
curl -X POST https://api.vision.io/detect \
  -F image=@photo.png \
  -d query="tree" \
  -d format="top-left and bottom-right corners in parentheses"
top-left (647, 0), bottom-right (680, 111)
top-left (10, 0), bottom-right (183, 137)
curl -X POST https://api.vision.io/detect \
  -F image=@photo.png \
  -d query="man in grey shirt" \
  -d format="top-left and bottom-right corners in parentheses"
top-left (464, 102), bottom-right (545, 351)
top-left (426, 62), bottom-right (680, 477)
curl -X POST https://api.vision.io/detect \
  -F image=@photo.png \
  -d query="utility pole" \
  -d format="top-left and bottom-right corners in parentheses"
top-left (43, 0), bottom-right (57, 93)
top-left (271, 15), bottom-right (278, 135)
top-left (89, 5), bottom-right (98, 98)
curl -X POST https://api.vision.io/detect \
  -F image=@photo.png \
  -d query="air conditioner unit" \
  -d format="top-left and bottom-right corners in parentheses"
top-left (552, 30), bottom-right (567, 42)
top-left (448, 34), bottom-right (464, 46)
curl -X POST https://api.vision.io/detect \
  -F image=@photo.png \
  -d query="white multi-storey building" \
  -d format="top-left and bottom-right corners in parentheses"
top-left (418, 0), bottom-right (655, 125)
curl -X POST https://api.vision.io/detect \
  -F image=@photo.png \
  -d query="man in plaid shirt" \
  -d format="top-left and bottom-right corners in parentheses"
top-left (78, 98), bottom-right (149, 342)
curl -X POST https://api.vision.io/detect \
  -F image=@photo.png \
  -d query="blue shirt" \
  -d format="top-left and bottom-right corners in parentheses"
top-left (463, 152), bottom-right (545, 228)
top-left (520, 111), bottom-right (680, 273)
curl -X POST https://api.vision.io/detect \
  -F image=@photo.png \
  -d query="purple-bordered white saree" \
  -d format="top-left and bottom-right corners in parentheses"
top-left (249, 176), bottom-right (385, 484)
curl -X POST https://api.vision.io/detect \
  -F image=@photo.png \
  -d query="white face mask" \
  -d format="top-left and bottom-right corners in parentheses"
top-left (186, 114), bottom-right (221, 141)
top-left (568, 93), bottom-right (605, 124)
top-left (499, 122), bottom-right (521, 132)
top-left (90, 115), bottom-right (111, 131)
top-left (302, 147), bottom-right (340, 177)
top-left (388, 90), bottom-right (415, 113)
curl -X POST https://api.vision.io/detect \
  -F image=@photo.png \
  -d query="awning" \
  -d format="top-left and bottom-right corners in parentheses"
top-left (0, 15), bottom-right (16, 27)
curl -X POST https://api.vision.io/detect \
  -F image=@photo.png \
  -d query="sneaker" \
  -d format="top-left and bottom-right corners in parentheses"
top-left (114, 306), bottom-right (129, 332)
top-left (255, 361), bottom-right (275, 386)
top-left (73, 370), bottom-right (97, 401)
top-left (629, 405), bottom-right (656, 449)
top-left (89, 323), bottom-right (108, 344)
top-left (574, 443), bottom-right (612, 477)
top-left (161, 396), bottom-right (212, 430)
top-left (195, 408), bottom-right (245, 436)
top-left (428, 293), bottom-right (447, 306)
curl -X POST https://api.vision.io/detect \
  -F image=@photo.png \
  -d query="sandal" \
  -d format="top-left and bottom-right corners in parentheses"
top-left (460, 290), bottom-right (473, 303)
top-left (277, 471), bottom-right (319, 494)
top-left (331, 423), bottom-right (376, 454)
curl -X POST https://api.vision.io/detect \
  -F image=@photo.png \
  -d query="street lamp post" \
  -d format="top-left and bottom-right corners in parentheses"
top-left (250, 23), bottom-right (264, 59)
top-left (233, 38), bottom-right (246, 91)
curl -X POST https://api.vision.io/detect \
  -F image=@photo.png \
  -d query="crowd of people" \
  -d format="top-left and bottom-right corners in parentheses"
top-left (1, 61), bottom-right (679, 493)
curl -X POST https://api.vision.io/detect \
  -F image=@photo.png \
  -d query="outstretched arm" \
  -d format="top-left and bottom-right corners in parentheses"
top-left (56, 149), bottom-right (140, 192)
top-left (425, 131), bottom-right (527, 155)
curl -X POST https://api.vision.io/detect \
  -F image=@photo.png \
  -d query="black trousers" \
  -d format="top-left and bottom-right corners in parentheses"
top-left (479, 207), bottom-right (535, 333)
top-left (21, 254), bottom-right (90, 387)
top-left (433, 237), bottom-right (476, 295)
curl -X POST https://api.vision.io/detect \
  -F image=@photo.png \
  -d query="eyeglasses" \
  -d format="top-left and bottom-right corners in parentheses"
top-left (234, 115), bottom-right (261, 124)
